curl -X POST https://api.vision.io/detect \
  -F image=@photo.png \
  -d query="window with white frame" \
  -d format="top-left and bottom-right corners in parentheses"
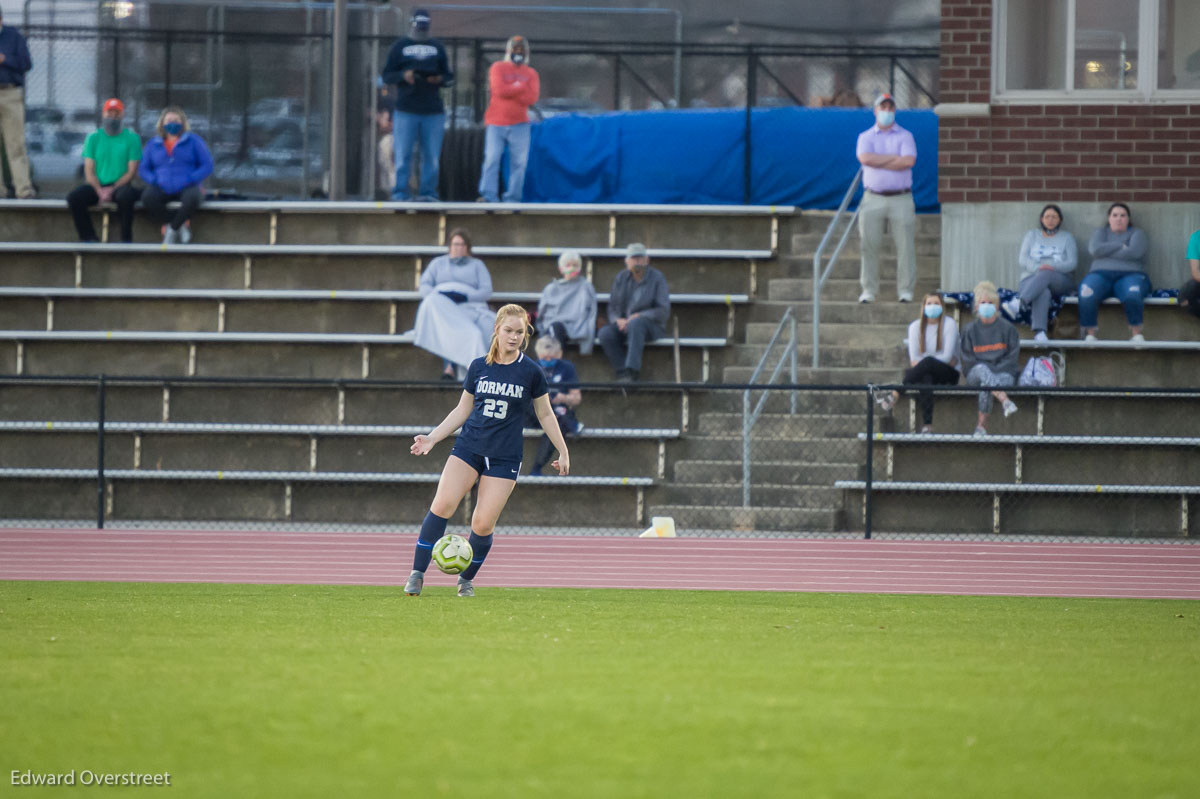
top-left (995, 0), bottom-right (1200, 100)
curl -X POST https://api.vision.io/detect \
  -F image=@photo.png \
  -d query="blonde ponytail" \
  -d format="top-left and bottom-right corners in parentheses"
top-left (486, 304), bottom-right (532, 364)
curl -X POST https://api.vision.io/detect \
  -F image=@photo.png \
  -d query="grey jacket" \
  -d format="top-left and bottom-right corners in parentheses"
top-left (1087, 226), bottom-right (1148, 274)
top-left (607, 266), bottom-right (670, 328)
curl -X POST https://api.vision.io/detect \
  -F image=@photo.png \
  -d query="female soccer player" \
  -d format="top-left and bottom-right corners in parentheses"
top-left (405, 304), bottom-right (571, 597)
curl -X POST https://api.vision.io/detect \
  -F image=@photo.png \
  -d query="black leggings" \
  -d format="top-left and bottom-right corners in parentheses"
top-left (901, 356), bottom-right (960, 425)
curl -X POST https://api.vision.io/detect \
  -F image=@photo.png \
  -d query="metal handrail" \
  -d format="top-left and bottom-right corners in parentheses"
top-left (741, 306), bottom-right (798, 507)
top-left (811, 167), bottom-right (864, 368)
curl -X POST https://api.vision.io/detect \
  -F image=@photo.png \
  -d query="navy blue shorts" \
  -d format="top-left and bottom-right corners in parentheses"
top-left (450, 445), bottom-right (522, 481)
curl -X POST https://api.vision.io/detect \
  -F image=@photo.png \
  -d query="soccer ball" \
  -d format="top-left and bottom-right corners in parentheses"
top-left (432, 534), bottom-right (473, 575)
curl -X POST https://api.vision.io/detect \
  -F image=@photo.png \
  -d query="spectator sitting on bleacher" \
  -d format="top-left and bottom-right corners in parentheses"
top-left (524, 336), bottom-right (583, 476)
top-left (412, 227), bottom-right (495, 380)
top-left (875, 293), bottom-right (960, 434)
top-left (1182, 227), bottom-right (1200, 320)
top-left (66, 98), bottom-right (142, 243)
top-left (1080, 202), bottom-right (1150, 343)
top-left (597, 243), bottom-right (670, 383)
top-left (1002, 204), bottom-right (1077, 342)
top-left (959, 281), bottom-right (1020, 437)
top-left (138, 106), bottom-right (213, 245)
top-left (537, 250), bottom-right (597, 355)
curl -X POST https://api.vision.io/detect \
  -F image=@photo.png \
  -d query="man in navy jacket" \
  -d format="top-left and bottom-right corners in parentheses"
top-left (381, 7), bottom-right (455, 201)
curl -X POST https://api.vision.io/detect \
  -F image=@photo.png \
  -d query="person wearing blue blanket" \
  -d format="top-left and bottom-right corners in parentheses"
top-left (137, 107), bottom-right (213, 245)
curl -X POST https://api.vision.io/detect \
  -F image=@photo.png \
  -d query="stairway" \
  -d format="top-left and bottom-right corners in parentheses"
top-left (647, 214), bottom-right (942, 534)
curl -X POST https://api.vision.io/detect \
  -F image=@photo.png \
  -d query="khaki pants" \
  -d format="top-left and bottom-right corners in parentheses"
top-left (857, 190), bottom-right (916, 299)
top-left (0, 85), bottom-right (33, 197)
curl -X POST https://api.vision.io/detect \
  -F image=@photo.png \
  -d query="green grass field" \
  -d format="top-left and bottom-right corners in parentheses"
top-left (2, 581), bottom-right (1198, 798)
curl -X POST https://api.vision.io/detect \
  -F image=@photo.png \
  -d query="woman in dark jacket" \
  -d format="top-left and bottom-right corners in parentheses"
top-left (138, 106), bottom-right (213, 244)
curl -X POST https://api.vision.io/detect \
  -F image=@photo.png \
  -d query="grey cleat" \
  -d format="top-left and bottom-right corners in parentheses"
top-left (404, 570), bottom-right (424, 596)
top-left (456, 577), bottom-right (474, 597)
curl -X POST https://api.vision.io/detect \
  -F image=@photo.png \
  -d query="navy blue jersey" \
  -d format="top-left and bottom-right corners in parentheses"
top-left (457, 353), bottom-right (548, 460)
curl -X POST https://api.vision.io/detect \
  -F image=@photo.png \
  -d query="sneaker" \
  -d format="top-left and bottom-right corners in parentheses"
top-left (457, 577), bottom-right (474, 597)
top-left (919, 424), bottom-right (933, 434)
top-left (178, 223), bottom-right (192, 244)
top-left (1033, 331), bottom-right (1049, 343)
top-left (403, 570), bottom-right (424, 596)
top-left (573, 422), bottom-right (585, 436)
top-left (1084, 333), bottom-right (1098, 343)
top-left (858, 291), bottom-right (875, 304)
top-left (874, 390), bottom-right (896, 413)
top-left (161, 226), bottom-right (178, 245)
top-left (898, 292), bottom-right (913, 303)
top-left (16, 188), bottom-right (37, 199)
top-left (1130, 333), bottom-right (1145, 345)
top-left (1002, 399), bottom-right (1018, 417)
top-left (1002, 297), bottom-right (1022, 319)
top-left (616, 369), bottom-right (635, 384)
top-left (973, 426), bottom-right (988, 437)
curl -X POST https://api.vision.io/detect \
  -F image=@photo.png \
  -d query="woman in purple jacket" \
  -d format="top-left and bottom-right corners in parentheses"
top-left (138, 107), bottom-right (213, 244)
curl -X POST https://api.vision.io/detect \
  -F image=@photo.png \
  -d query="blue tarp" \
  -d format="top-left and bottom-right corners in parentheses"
top-left (523, 106), bottom-right (939, 212)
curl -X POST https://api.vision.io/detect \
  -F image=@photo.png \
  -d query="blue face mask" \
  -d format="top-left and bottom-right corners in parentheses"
top-left (923, 304), bottom-right (942, 319)
top-left (538, 358), bottom-right (558, 368)
top-left (977, 302), bottom-right (997, 319)
top-left (163, 122), bottom-right (183, 137)
top-left (875, 109), bottom-right (895, 127)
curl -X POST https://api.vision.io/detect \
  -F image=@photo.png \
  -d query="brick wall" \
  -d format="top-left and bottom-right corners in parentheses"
top-left (938, 0), bottom-right (1200, 204)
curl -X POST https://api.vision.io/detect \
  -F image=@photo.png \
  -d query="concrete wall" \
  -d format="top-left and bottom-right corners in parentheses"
top-left (940, 201), bottom-right (1200, 291)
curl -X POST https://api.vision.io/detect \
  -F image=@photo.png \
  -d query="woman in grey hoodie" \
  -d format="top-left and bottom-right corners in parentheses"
top-left (1080, 202), bottom-right (1151, 343)
top-left (959, 281), bottom-right (1021, 436)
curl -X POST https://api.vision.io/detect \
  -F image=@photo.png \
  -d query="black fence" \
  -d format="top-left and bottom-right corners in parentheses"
top-left (1, 375), bottom-right (1196, 542)
top-left (18, 23), bottom-right (938, 200)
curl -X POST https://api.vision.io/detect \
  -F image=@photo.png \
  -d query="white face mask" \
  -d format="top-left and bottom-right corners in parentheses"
top-left (875, 109), bottom-right (895, 128)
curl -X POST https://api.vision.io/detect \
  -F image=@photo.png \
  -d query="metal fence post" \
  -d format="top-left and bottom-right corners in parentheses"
top-left (96, 375), bottom-right (106, 530)
top-left (864, 384), bottom-right (874, 539)
top-left (744, 47), bottom-right (757, 205)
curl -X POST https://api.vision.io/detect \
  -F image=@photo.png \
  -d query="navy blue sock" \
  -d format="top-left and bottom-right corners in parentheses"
top-left (413, 511), bottom-right (449, 572)
top-left (460, 532), bottom-right (493, 580)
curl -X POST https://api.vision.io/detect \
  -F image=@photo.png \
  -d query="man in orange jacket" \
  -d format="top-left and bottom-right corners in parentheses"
top-left (477, 35), bottom-right (539, 203)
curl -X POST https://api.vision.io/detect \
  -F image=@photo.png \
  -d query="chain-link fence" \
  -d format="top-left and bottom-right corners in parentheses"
top-left (1, 376), bottom-right (1195, 542)
top-left (18, 21), bottom-right (937, 199)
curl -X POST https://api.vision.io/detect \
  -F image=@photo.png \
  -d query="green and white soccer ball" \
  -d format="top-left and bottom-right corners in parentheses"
top-left (432, 534), bottom-right (473, 575)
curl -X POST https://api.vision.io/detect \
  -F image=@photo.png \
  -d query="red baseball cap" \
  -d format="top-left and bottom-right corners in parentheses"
top-left (102, 98), bottom-right (125, 114)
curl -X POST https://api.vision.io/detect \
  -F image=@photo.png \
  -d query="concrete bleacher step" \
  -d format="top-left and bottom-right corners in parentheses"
top-left (668, 435), bottom-right (862, 462)
top-left (867, 436), bottom-right (1200, 486)
top-left (773, 253), bottom-right (942, 283)
top-left (767, 278), bottom-right (940, 303)
top-left (699, 390), bottom-right (870, 416)
top-left (788, 233), bottom-right (943, 258)
top-left (0, 336), bottom-right (720, 383)
top-left (642, 503), bottom-right (843, 533)
top-left (722, 365), bottom-right (897, 384)
top-left (0, 200), bottom-right (792, 253)
top-left (0, 382), bottom-right (694, 432)
top-left (655, 483), bottom-right (843, 509)
top-left (792, 210), bottom-right (942, 238)
top-left (0, 247), bottom-right (764, 298)
top-left (743, 321), bottom-right (909, 348)
top-left (0, 430), bottom-right (665, 479)
top-left (748, 301), bottom-right (922, 326)
top-left (734, 344), bottom-right (904, 370)
top-left (672, 459), bottom-right (858, 485)
top-left (695, 412), bottom-right (861, 438)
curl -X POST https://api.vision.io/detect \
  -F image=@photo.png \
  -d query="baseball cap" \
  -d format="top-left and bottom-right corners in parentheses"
top-left (873, 92), bottom-right (896, 108)
top-left (102, 98), bottom-right (125, 114)
top-left (626, 243), bottom-right (647, 258)
top-left (411, 8), bottom-right (431, 29)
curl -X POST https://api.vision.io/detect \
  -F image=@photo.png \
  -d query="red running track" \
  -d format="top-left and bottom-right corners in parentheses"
top-left (1, 529), bottom-right (1199, 599)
